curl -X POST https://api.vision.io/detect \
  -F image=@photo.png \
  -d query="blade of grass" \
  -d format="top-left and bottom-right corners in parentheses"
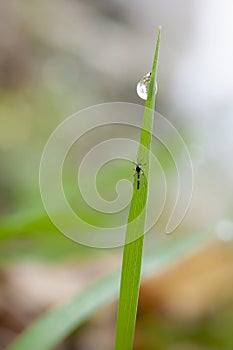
top-left (6, 227), bottom-right (215, 350)
top-left (114, 27), bottom-right (161, 350)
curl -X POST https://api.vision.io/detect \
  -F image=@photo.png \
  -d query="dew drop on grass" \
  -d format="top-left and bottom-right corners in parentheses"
top-left (136, 72), bottom-right (157, 100)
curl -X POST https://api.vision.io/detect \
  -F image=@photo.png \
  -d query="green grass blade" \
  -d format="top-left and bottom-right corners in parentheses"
top-left (114, 27), bottom-right (161, 350)
top-left (6, 227), bottom-right (215, 350)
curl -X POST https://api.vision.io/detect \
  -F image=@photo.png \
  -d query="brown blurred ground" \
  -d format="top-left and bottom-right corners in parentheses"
top-left (0, 241), bottom-right (233, 349)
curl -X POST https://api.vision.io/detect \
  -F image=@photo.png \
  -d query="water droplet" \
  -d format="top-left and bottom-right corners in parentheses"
top-left (136, 72), bottom-right (157, 100)
top-left (216, 220), bottom-right (233, 241)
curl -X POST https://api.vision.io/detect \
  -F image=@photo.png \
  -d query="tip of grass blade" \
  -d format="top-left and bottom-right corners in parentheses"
top-left (145, 27), bottom-right (161, 107)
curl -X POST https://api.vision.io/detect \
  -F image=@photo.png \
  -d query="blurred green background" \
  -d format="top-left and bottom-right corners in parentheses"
top-left (0, 0), bottom-right (233, 349)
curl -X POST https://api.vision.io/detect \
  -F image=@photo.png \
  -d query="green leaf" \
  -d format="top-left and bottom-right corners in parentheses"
top-left (6, 227), bottom-right (215, 350)
top-left (114, 27), bottom-right (161, 350)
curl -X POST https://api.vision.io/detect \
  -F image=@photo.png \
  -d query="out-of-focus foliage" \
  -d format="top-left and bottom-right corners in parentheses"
top-left (6, 227), bottom-right (216, 350)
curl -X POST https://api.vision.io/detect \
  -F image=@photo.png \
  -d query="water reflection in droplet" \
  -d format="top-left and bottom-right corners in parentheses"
top-left (136, 72), bottom-right (157, 100)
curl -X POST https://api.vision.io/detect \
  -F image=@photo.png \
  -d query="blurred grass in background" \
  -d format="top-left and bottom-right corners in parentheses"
top-left (0, 0), bottom-right (233, 349)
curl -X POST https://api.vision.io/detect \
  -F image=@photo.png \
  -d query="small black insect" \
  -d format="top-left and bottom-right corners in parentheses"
top-left (135, 163), bottom-right (143, 190)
